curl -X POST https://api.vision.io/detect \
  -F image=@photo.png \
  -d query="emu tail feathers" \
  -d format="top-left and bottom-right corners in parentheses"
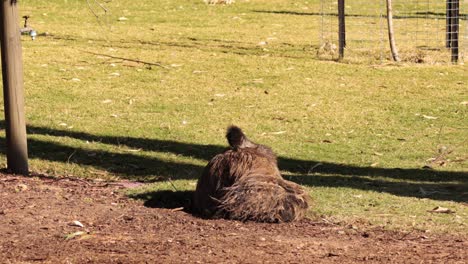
top-left (216, 175), bottom-right (310, 223)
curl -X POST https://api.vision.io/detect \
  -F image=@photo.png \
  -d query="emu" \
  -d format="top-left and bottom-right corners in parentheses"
top-left (193, 126), bottom-right (310, 223)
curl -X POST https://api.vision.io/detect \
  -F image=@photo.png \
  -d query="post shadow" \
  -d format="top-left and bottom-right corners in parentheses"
top-left (0, 121), bottom-right (466, 202)
top-left (18, 122), bottom-right (467, 183)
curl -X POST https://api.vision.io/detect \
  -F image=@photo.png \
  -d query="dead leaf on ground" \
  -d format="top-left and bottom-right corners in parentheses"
top-left (270, 131), bottom-right (286, 135)
top-left (453, 157), bottom-right (467, 163)
top-left (69, 220), bottom-right (84, 228)
top-left (15, 184), bottom-right (28, 192)
top-left (428, 206), bottom-right (455, 214)
top-left (422, 115), bottom-right (438, 120)
top-left (171, 207), bottom-right (184, 212)
top-left (65, 231), bottom-right (85, 240)
top-left (118, 181), bottom-right (145, 188)
top-left (77, 234), bottom-right (94, 241)
top-left (122, 60), bottom-right (142, 67)
top-left (124, 148), bottom-right (142, 152)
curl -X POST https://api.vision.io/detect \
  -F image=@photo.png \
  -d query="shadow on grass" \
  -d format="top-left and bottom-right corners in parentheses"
top-left (287, 173), bottom-right (467, 203)
top-left (253, 10), bottom-right (468, 20)
top-left (50, 34), bottom-right (314, 60)
top-left (0, 122), bottom-right (466, 202)
top-left (129, 190), bottom-right (194, 210)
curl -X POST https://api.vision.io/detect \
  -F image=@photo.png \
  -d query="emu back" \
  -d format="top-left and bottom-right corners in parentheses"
top-left (192, 126), bottom-right (310, 222)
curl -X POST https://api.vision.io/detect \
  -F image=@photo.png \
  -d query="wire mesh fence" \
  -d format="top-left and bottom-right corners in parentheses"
top-left (319, 0), bottom-right (467, 64)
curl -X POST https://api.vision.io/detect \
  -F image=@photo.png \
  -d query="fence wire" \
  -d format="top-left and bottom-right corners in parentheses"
top-left (319, 0), bottom-right (467, 64)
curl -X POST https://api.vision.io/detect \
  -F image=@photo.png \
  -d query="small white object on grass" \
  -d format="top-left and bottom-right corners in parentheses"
top-left (70, 220), bottom-right (84, 228)
top-left (428, 206), bottom-right (455, 214)
top-left (422, 115), bottom-right (438, 120)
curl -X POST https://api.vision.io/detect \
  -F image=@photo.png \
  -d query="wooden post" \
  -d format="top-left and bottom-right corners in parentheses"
top-left (450, 0), bottom-right (459, 63)
top-left (386, 0), bottom-right (400, 62)
top-left (338, 0), bottom-right (345, 59)
top-left (0, 0), bottom-right (29, 175)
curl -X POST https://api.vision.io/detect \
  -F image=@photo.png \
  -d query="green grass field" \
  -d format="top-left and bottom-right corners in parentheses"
top-left (1, 0), bottom-right (467, 233)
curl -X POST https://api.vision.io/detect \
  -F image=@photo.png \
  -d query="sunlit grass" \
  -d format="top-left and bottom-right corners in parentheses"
top-left (0, 0), bottom-right (466, 234)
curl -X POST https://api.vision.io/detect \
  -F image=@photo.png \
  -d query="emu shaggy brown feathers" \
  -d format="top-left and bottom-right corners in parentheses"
top-left (193, 126), bottom-right (310, 222)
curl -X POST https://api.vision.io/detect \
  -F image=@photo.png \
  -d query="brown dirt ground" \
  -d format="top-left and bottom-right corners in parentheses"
top-left (0, 173), bottom-right (466, 264)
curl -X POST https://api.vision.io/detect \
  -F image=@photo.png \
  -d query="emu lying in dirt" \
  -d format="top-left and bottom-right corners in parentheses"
top-left (193, 126), bottom-right (310, 223)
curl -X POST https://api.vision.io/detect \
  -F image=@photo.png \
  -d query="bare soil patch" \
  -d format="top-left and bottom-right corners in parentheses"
top-left (0, 173), bottom-right (466, 263)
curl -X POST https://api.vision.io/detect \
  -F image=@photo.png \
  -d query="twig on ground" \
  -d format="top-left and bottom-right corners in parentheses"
top-left (80, 50), bottom-right (170, 69)
top-left (67, 150), bottom-right (77, 163)
top-left (168, 178), bottom-right (179, 192)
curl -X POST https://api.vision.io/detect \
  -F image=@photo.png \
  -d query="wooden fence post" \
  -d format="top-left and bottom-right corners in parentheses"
top-left (338, 0), bottom-right (346, 59)
top-left (1, 0), bottom-right (29, 175)
top-left (386, 0), bottom-right (400, 62)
